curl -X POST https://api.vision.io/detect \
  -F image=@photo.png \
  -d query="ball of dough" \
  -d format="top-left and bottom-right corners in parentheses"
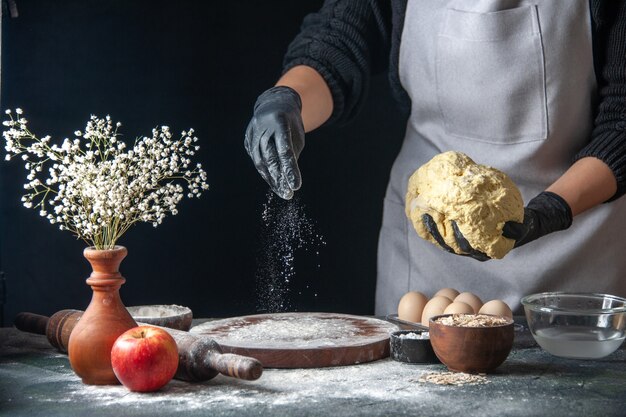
top-left (405, 151), bottom-right (524, 259)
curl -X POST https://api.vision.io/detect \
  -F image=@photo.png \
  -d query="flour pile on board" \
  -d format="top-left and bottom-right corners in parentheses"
top-left (223, 316), bottom-right (359, 342)
top-left (255, 192), bottom-right (325, 312)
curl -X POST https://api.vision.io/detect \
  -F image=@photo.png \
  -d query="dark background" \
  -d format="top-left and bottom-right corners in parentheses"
top-left (0, 0), bottom-right (405, 326)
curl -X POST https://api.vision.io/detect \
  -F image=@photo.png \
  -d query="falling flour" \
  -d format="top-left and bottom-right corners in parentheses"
top-left (255, 191), bottom-right (325, 312)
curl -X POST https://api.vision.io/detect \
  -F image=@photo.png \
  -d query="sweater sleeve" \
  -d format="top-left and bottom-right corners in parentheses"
top-left (574, 1), bottom-right (626, 200)
top-left (282, 0), bottom-right (392, 126)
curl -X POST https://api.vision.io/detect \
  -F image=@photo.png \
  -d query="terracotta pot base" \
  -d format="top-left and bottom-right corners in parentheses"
top-left (68, 246), bottom-right (137, 385)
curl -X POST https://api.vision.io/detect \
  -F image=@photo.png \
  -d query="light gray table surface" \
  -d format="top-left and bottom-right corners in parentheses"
top-left (1, 317), bottom-right (625, 417)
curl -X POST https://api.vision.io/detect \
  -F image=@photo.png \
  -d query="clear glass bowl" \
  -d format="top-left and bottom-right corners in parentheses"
top-left (521, 292), bottom-right (626, 359)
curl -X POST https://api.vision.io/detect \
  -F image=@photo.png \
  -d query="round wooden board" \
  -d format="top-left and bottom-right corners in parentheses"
top-left (190, 312), bottom-right (399, 368)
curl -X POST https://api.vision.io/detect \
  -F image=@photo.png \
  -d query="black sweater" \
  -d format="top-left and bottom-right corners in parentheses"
top-left (283, 0), bottom-right (626, 200)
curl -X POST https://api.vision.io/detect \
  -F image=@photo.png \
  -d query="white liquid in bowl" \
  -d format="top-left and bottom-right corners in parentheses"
top-left (533, 326), bottom-right (625, 359)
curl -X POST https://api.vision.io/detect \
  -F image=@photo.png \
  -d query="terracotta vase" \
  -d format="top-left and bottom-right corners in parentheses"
top-left (68, 246), bottom-right (137, 385)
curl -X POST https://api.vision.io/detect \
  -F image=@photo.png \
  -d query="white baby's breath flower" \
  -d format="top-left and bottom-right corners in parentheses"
top-left (2, 109), bottom-right (209, 249)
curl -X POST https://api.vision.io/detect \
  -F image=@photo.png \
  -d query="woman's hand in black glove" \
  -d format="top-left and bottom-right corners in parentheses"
top-left (422, 191), bottom-right (572, 260)
top-left (244, 86), bottom-right (305, 200)
top-left (422, 214), bottom-right (491, 261)
top-left (502, 191), bottom-right (573, 247)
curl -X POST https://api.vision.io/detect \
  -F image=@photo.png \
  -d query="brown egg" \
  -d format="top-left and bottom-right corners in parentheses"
top-left (421, 296), bottom-right (453, 327)
top-left (478, 299), bottom-right (513, 319)
top-left (434, 288), bottom-right (460, 301)
top-left (443, 301), bottom-right (474, 315)
top-left (397, 291), bottom-right (429, 323)
top-left (454, 292), bottom-right (483, 313)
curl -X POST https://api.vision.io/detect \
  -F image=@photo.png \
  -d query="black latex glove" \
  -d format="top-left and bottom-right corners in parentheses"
top-left (422, 191), bottom-right (573, 261)
top-left (244, 86), bottom-right (305, 200)
top-left (422, 214), bottom-right (491, 261)
top-left (502, 191), bottom-right (573, 248)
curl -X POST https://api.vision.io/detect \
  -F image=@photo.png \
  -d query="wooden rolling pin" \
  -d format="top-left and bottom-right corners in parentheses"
top-left (14, 310), bottom-right (263, 382)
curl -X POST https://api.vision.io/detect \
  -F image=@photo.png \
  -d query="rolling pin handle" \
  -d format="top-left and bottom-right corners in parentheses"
top-left (211, 353), bottom-right (263, 381)
top-left (14, 312), bottom-right (49, 335)
top-left (14, 310), bottom-right (83, 353)
top-left (171, 334), bottom-right (263, 382)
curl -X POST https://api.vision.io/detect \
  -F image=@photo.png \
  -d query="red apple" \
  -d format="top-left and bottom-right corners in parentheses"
top-left (111, 325), bottom-right (179, 392)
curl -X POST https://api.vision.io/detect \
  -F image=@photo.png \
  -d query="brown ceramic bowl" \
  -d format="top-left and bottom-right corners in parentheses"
top-left (428, 314), bottom-right (514, 373)
top-left (127, 305), bottom-right (193, 331)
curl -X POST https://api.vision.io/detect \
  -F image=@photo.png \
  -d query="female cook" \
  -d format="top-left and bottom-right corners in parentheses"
top-left (244, 0), bottom-right (626, 314)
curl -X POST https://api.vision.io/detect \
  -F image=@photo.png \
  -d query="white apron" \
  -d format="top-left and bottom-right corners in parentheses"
top-left (375, 0), bottom-right (626, 315)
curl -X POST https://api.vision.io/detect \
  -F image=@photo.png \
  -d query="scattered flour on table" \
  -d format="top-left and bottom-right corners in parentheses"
top-left (2, 339), bottom-right (520, 415)
top-left (52, 361), bottom-right (471, 410)
top-left (40, 360), bottom-right (501, 413)
top-left (255, 192), bottom-right (325, 313)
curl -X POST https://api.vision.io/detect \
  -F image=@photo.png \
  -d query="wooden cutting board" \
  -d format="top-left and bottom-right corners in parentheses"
top-left (190, 312), bottom-right (399, 368)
